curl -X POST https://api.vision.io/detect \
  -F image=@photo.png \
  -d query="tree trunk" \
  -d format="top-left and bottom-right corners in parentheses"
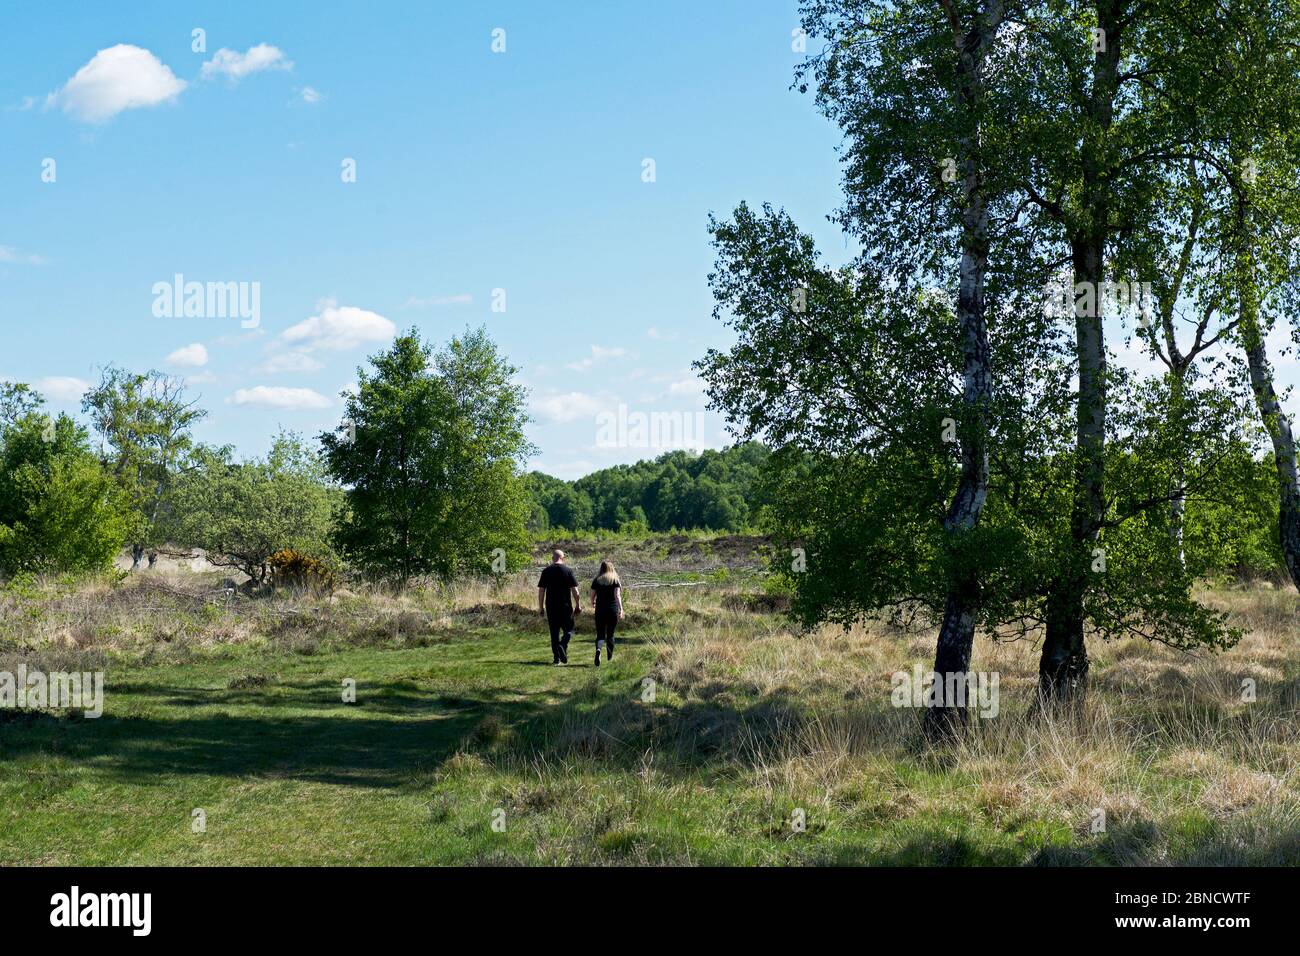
top-left (1239, 286), bottom-right (1300, 590)
top-left (1168, 366), bottom-right (1188, 565)
top-left (926, 586), bottom-right (980, 739)
top-left (1038, 3), bottom-right (1121, 704)
top-left (923, 0), bottom-right (1000, 741)
top-left (925, 220), bottom-right (991, 739)
top-left (1169, 483), bottom-right (1186, 566)
top-left (1039, 235), bottom-right (1104, 705)
top-left (1039, 568), bottom-right (1090, 705)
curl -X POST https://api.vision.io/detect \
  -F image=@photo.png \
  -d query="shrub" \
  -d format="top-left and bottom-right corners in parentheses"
top-left (0, 413), bottom-right (131, 576)
top-left (267, 549), bottom-right (338, 593)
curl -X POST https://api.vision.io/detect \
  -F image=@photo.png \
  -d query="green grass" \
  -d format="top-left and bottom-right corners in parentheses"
top-left (0, 614), bottom-right (1056, 865)
top-left (3, 567), bottom-right (1299, 865)
top-left (0, 622), bottom-right (596, 865)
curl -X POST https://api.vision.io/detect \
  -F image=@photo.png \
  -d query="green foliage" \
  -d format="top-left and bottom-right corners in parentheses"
top-left (762, 571), bottom-right (796, 600)
top-left (523, 471), bottom-right (592, 532)
top-left (81, 366), bottom-right (207, 558)
top-left (1185, 449), bottom-right (1287, 583)
top-left (321, 327), bottom-right (533, 586)
top-left (164, 432), bottom-right (341, 582)
top-left (0, 382), bottom-right (44, 430)
top-left (526, 443), bottom-right (769, 534)
top-left (697, 201), bottom-right (1071, 635)
top-left (758, 446), bottom-right (951, 630)
top-left (0, 411), bottom-right (131, 575)
top-left (617, 512), bottom-right (651, 537)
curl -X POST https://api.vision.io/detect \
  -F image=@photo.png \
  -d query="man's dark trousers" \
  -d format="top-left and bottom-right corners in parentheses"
top-left (547, 610), bottom-right (574, 663)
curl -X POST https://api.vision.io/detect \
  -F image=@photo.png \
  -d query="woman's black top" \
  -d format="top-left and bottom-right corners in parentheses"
top-left (591, 578), bottom-right (621, 616)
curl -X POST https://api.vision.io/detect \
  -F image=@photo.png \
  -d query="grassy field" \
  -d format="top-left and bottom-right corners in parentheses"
top-left (2, 535), bottom-right (1299, 865)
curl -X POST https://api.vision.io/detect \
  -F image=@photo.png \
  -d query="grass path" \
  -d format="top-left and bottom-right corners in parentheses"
top-left (1, 623), bottom-right (649, 865)
top-left (1, 615), bottom-right (1043, 866)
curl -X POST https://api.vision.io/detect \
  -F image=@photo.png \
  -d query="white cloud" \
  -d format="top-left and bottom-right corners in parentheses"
top-left (401, 293), bottom-right (473, 309)
top-left (259, 351), bottom-right (324, 373)
top-left (647, 326), bottom-right (678, 341)
top-left (165, 343), bottom-right (208, 368)
top-left (201, 44), bottom-right (292, 82)
top-left (531, 391), bottom-right (608, 424)
top-left (36, 376), bottom-right (90, 402)
top-left (281, 300), bottom-right (395, 352)
top-left (297, 86), bottom-right (322, 104)
top-left (229, 386), bottom-right (330, 410)
top-left (667, 375), bottom-right (707, 398)
top-left (47, 45), bottom-right (186, 123)
top-left (0, 246), bottom-right (46, 266)
top-left (566, 345), bottom-right (629, 371)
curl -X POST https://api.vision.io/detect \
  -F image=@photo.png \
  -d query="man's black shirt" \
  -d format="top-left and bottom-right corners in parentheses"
top-left (538, 563), bottom-right (579, 614)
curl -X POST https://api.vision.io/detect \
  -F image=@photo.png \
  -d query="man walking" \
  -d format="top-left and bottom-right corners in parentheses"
top-left (537, 549), bottom-right (581, 665)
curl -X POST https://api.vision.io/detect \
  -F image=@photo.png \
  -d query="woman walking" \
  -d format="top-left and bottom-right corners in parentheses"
top-left (590, 560), bottom-right (624, 667)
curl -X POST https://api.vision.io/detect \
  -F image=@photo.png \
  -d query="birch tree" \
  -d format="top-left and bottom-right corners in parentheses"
top-left (703, 0), bottom-right (1069, 734)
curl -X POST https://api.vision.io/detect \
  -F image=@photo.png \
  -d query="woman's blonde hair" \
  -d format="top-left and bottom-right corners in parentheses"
top-left (595, 560), bottom-right (620, 587)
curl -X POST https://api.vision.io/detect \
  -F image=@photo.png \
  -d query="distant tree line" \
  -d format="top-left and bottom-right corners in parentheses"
top-left (523, 443), bottom-right (770, 534)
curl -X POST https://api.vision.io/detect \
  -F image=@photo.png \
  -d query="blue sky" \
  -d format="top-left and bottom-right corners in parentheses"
top-left (0, 1), bottom-right (850, 479)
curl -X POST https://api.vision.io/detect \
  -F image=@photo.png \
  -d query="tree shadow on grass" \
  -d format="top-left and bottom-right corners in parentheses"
top-left (0, 679), bottom-right (550, 790)
top-left (806, 831), bottom-right (1025, 866)
top-left (102, 679), bottom-right (478, 716)
top-left (0, 667), bottom-right (826, 794)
